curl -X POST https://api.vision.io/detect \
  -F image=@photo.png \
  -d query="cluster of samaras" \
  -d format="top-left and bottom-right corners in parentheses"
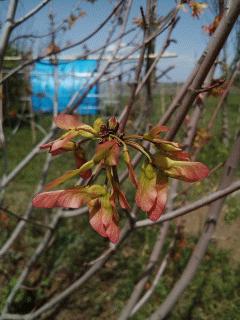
top-left (33, 114), bottom-right (209, 243)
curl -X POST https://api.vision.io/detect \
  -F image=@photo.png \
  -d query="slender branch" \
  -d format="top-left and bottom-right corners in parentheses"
top-left (130, 238), bottom-right (175, 316)
top-left (166, 0), bottom-right (240, 141)
top-left (118, 180), bottom-right (177, 320)
top-left (14, 0), bottom-right (52, 27)
top-left (136, 178), bottom-right (240, 228)
top-left (0, 0), bottom-right (126, 85)
top-left (0, 206), bottom-right (53, 230)
top-left (0, 0), bottom-right (18, 70)
top-left (183, 64), bottom-right (216, 149)
top-left (208, 61), bottom-right (240, 131)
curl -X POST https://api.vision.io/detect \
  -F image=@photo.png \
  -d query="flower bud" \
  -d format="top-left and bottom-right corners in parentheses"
top-left (108, 117), bottom-right (119, 132)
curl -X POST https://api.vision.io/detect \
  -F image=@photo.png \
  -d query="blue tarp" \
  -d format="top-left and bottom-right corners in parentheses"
top-left (30, 59), bottom-right (99, 115)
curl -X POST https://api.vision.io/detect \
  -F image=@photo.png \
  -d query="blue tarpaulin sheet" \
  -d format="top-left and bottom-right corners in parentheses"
top-left (30, 59), bottom-right (99, 115)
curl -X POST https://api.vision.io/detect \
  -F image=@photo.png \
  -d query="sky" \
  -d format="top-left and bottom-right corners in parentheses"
top-left (0, 0), bottom-right (235, 82)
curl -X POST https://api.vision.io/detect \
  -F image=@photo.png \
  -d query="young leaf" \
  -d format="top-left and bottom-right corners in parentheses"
top-left (74, 147), bottom-right (92, 179)
top-left (33, 187), bottom-right (87, 208)
top-left (40, 132), bottom-right (76, 155)
top-left (148, 124), bottom-right (169, 137)
top-left (152, 153), bottom-right (209, 182)
top-left (44, 160), bottom-right (94, 190)
top-left (164, 160), bottom-right (210, 182)
top-left (88, 194), bottom-right (120, 243)
top-left (93, 140), bottom-right (120, 166)
top-left (118, 190), bottom-right (130, 210)
top-left (148, 177), bottom-right (168, 221)
top-left (33, 185), bottom-right (106, 209)
top-left (93, 117), bottom-right (105, 133)
top-left (54, 113), bottom-right (83, 130)
top-left (88, 199), bottom-right (107, 238)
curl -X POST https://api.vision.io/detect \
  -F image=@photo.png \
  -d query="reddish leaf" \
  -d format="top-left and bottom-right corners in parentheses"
top-left (94, 140), bottom-right (120, 166)
top-left (169, 150), bottom-right (190, 161)
top-left (148, 178), bottom-right (168, 221)
top-left (101, 196), bottom-right (120, 243)
top-left (118, 190), bottom-right (130, 210)
top-left (33, 185), bottom-right (106, 209)
top-left (153, 153), bottom-right (209, 182)
top-left (54, 114), bottom-right (96, 138)
top-left (135, 163), bottom-right (157, 212)
top-left (88, 194), bottom-right (120, 243)
top-left (74, 147), bottom-right (92, 179)
top-left (44, 160), bottom-right (94, 190)
top-left (106, 218), bottom-right (120, 244)
top-left (40, 131), bottom-right (77, 156)
top-left (156, 148), bottom-right (190, 161)
top-left (51, 134), bottom-right (75, 153)
top-left (149, 124), bottom-right (169, 137)
top-left (88, 199), bottom-right (107, 238)
top-left (164, 160), bottom-right (209, 182)
top-left (33, 188), bottom-right (86, 208)
top-left (54, 114), bottom-right (83, 130)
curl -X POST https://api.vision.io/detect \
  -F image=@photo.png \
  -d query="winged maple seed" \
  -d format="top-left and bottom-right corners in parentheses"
top-left (33, 114), bottom-right (209, 243)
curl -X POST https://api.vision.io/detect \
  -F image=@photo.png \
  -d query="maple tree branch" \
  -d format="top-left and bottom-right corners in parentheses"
top-left (0, 0), bottom-right (18, 70)
top-left (183, 64), bottom-right (216, 149)
top-left (130, 237), bottom-right (175, 316)
top-left (0, 206), bottom-right (52, 230)
top-left (119, 180), bottom-right (177, 320)
top-left (208, 61), bottom-right (240, 131)
top-left (166, 0), bottom-right (240, 141)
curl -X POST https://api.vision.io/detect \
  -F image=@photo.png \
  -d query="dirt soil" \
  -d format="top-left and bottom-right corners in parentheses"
top-left (180, 206), bottom-right (240, 262)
